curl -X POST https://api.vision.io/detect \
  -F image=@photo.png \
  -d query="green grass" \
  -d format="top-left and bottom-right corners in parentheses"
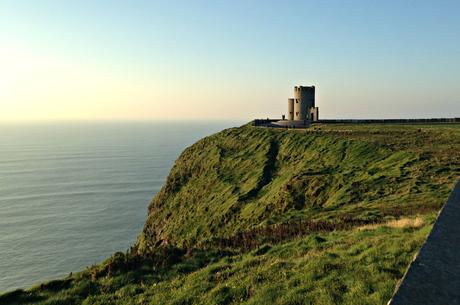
top-left (139, 123), bottom-right (459, 249)
top-left (2, 123), bottom-right (460, 305)
top-left (0, 216), bottom-right (433, 305)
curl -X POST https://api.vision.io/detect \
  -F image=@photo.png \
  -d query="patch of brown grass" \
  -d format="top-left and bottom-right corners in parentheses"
top-left (358, 216), bottom-right (424, 231)
top-left (387, 217), bottom-right (424, 228)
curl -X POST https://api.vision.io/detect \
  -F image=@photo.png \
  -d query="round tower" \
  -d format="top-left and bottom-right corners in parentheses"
top-left (287, 98), bottom-right (294, 120)
top-left (293, 86), bottom-right (306, 120)
top-left (293, 86), bottom-right (315, 120)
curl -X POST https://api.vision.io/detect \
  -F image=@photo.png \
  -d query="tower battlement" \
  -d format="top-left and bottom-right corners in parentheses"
top-left (294, 85), bottom-right (315, 91)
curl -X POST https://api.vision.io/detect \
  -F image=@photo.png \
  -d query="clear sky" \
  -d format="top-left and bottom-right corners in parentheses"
top-left (1, 0), bottom-right (459, 121)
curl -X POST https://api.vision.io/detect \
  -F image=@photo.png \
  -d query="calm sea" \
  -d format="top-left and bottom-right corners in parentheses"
top-left (0, 121), bottom-right (241, 292)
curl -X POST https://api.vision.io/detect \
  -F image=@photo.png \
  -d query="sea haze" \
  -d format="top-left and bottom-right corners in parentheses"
top-left (0, 121), bottom-right (242, 292)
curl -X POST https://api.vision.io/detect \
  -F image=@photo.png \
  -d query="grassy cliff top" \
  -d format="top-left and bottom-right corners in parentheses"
top-left (3, 123), bottom-right (460, 305)
top-left (137, 123), bottom-right (460, 251)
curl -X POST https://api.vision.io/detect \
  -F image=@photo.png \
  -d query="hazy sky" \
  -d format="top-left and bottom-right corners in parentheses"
top-left (1, 1), bottom-right (459, 121)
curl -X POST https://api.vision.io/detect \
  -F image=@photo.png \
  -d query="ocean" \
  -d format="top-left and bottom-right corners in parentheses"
top-left (0, 121), bottom-right (242, 292)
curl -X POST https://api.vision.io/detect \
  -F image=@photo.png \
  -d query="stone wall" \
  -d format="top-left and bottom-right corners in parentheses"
top-left (388, 180), bottom-right (460, 305)
top-left (317, 118), bottom-right (460, 124)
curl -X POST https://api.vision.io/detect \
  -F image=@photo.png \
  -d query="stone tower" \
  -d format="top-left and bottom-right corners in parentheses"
top-left (287, 86), bottom-right (319, 122)
top-left (287, 98), bottom-right (294, 120)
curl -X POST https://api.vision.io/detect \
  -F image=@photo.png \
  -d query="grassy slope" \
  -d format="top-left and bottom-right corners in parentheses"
top-left (2, 123), bottom-right (460, 305)
top-left (138, 123), bottom-right (458, 250)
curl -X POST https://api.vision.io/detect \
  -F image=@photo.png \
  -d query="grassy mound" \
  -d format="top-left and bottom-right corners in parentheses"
top-left (2, 123), bottom-right (460, 305)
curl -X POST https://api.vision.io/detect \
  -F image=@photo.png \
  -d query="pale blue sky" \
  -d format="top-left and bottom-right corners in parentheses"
top-left (1, 0), bottom-right (459, 120)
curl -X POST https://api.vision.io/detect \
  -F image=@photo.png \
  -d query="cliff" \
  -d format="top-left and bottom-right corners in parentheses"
top-left (2, 123), bottom-right (460, 305)
top-left (137, 124), bottom-right (456, 251)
